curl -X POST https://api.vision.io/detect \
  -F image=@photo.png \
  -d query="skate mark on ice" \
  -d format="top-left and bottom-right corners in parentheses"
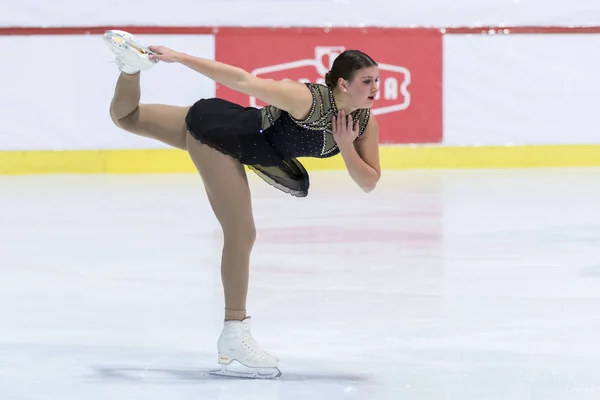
top-left (93, 366), bottom-right (370, 383)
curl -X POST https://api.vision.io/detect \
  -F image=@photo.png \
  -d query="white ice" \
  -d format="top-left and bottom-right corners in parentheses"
top-left (1, 169), bottom-right (600, 400)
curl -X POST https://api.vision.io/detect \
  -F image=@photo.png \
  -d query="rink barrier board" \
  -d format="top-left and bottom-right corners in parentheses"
top-left (2, 26), bottom-right (600, 173)
top-left (1, 145), bottom-right (600, 175)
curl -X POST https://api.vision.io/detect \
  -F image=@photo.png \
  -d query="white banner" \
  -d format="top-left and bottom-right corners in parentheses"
top-left (1, 0), bottom-right (599, 28)
top-left (0, 34), bottom-right (215, 150)
top-left (443, 34), bottom-right (600, 146)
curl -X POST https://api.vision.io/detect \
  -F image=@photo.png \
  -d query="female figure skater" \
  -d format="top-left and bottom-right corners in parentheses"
top-left (103, 30), bottom-right (381, 379)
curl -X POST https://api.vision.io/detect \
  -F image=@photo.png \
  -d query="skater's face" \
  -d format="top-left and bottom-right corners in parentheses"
top-left (344, 66), bottom-right (380, 109)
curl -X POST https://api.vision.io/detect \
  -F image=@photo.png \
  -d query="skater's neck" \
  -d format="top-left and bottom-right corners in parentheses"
top-left (331, 90), bottom-right (358, 114)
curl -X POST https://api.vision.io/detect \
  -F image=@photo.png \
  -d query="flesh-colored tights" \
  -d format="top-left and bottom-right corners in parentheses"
top-left (109, 72), bottom-right (253, 321)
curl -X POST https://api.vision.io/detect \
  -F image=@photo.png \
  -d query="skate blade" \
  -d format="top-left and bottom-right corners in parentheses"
top-left (210, 361), bottom-right (281, 380)
top-left (123, 39), bottom-right (159, 64)
top-left (122, 39), bottom-right (157, 56)
top-left (104, 31), bottom-right (159, 62)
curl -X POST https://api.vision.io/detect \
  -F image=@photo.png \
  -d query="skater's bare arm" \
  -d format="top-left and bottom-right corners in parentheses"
top-left (235, 76), bottom-right (314, 120)
top-left (148, 47), bottom-right (313, 119)
top-left (333, 112), bottom-right (381, 193)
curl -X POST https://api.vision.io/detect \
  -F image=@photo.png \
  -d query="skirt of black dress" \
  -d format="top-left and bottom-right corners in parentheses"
top-left (185, 98), bottom-right (309, 197)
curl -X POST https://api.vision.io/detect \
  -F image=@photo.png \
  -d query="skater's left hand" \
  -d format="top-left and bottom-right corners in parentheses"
top-left (332, 110), bottom-right (359, 149)
top-left (147, 45), bottom-right (182, 63)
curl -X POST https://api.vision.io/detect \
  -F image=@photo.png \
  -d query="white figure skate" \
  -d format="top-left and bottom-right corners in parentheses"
top-left (210, 317), bottom-right (281, 379)
top-left (103, 29), bottom-right (158, 74)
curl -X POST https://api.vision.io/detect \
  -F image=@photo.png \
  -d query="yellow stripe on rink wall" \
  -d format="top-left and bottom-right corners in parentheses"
top-left (1, 144), bottom-right (600, 174)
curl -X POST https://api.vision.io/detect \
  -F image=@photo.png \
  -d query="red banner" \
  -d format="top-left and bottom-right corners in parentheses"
top-left (214, 28), bottom-right (442, 144)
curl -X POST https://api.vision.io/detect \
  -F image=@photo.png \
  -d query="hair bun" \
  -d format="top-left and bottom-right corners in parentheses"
top-left (324, 71), bottom-right (333, 87)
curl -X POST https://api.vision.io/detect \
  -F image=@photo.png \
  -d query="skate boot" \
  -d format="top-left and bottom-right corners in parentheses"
top-left (210, 317), bottom-right (281, 379)
top-left (103, 29), bottom-right (158, 74)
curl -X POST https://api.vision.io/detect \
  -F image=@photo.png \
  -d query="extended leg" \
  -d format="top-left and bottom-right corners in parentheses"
top-left (109, 72), bottom-right (189, 150)
top-left (104, 29), bottom-right (189, 150)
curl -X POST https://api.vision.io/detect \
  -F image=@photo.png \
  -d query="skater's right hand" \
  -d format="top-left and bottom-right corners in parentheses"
top-left (332, 110), bottom-right (359, 149)
top-left (147, 46), bottom-right (182, 63)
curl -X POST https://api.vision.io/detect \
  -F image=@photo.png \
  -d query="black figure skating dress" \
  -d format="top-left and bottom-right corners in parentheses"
top-left (185, 82), bottom-right (371, 197)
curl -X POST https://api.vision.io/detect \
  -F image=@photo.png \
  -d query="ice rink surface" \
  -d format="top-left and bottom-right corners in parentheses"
top-left (1, 168), bottom-right (599, 400)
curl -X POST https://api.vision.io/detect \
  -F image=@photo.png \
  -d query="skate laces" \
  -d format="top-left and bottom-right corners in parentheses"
top-left (244, 335), bottom-right (275, 361)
